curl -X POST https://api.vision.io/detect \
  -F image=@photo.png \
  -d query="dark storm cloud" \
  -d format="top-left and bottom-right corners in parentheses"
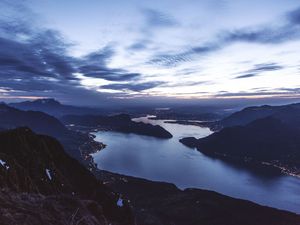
top-left (149, 7), bottom-right (300, 67)
top-left (80, 67), bottom-right (141, 81)
top-left (101, 81), bottom-right (164, 92)
top-left (0, 19), bottom-right (76, 80)
top-left (0, 3), bottom-right (144, 99)
top-left (234, 63), bottom-right (283, 79)
top-left (75, 45), bottom-right (142, 81)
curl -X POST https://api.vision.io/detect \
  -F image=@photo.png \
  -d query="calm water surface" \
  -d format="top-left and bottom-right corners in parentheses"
top-left (92, 116), bottom-right (300, 213)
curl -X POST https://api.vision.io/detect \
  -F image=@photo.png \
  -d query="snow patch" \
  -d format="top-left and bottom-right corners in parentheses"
top-left (45, 169), bottom-right (52, 180)
top-left (0, 159), bottom-right (5, 166)
top-left (117, 198), bottom-right (124, 207)
top-left (0, 159), bottom-right (9, 170)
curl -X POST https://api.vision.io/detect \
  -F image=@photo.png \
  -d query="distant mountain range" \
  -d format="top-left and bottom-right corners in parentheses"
top-left (207, 103), bottom-right (300, 131)
top-left (8, 99), bottom-right (173, 138)
top-left (61, 114), bottom-right (173, 139)
top-left (0, 103), bottom-right (98, 161)
top-left (0, 103), bottom-right (69, 137)
top-left (0, 128), bottom-right (133, 225)
top-left (9, 98), bottom-right (107, 117)
top-left (97, 171), bottom-right (300, 225)
top-left (180, 102), bottom-right (300, 176)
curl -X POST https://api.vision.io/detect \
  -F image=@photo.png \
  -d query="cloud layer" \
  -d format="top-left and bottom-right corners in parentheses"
top-left (0, 1), bottom-right (300, 105)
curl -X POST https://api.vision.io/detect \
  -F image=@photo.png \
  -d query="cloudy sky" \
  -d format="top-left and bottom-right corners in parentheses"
top-left (1, 0), bottom-right (300, 106)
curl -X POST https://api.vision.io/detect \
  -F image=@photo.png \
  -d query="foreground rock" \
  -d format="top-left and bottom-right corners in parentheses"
top-left (0, 128), bottom-right (134, 225)
top-left (61, 114), bottom-right (173, 139)
top-left (96, 171), bottom-right (300, 225)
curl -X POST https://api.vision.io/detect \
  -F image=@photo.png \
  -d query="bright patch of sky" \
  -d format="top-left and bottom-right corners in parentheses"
top-left (0, 0), bottom-right (300, 104)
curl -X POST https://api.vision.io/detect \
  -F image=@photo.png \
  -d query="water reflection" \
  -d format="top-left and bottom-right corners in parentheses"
top-left (92, 116), bottom-right (300, 213)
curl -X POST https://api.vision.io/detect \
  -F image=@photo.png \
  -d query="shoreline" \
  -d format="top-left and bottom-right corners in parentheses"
top-left (78, 128), bottom-right (300, 215)
top-left (190, 149), bottom-right (300, 179)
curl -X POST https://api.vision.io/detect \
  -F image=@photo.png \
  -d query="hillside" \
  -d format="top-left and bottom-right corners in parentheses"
top-left (61, 114), bottom-right (173, 139)
top-left (208, 103), bottom-right (300, 131)
top-left (0, 103), bottom-right (100, 162)
top-left (0, 128), bottom-right (134, 225)
top-left (96, 171), bottom-right (300, 225)
top-left (180, 107), bottom-right (300, 176)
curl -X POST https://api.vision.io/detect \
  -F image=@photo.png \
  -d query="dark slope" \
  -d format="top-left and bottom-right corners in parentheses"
top-left (97, 171), bottom-right (300, 225)
top-left (209, 103), bottom-right (300, 131)
top-left (0, 103), bottom-right (98, 161)
top-left (61, 114), bottom-right (173, 139)
top-left (0, 128), bottom-right (134, 225)
top-left (0, 103), bottom-right (68, 137)
top-left (10, 98), bottom-right (106, 117)
top-left (181, 117), bottom-right (300, 160)
top-left (180, 107), bottom-right (300, 174)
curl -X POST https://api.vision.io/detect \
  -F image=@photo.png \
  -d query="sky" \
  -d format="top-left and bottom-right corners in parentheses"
top-left (0, 0), bottom-right (300, 106)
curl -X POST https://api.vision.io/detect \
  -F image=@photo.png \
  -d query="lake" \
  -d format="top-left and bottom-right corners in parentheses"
top-left (92, 116), bottom-right (300, 213)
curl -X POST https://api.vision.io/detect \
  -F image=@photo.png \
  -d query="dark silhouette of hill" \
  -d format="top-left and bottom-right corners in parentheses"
top-left (0, 103), bottom-right (95, 160)
top-left (180, 104), bottom-right (300, 174)
top-left (0, 103), bottom-right (68, 137)
top-left (208, 103), bottom-right (300, 131)
top-left (0, 128), bottom-right (133, 225)
top-left (61, 114), bottom-right (173, 139)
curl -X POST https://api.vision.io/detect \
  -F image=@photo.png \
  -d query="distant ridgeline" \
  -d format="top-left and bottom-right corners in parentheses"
top-left (180, 103), bottom-right (300, 175)
top-left (8, 98), bottom-right (173, 139)
top-left (0, 103), bottom-right (92, 161)
top-left (61, 114), bottom-right (173, 139)
top-left (9, 98), bottom-right (107, 117)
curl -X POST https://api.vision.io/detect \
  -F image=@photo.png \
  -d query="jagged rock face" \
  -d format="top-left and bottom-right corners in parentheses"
top-left (0, 128), bottom-right (134, 225)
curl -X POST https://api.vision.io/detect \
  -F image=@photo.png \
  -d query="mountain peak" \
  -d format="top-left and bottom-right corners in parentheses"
top-left (34, 98), bottom-right (61, 105)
